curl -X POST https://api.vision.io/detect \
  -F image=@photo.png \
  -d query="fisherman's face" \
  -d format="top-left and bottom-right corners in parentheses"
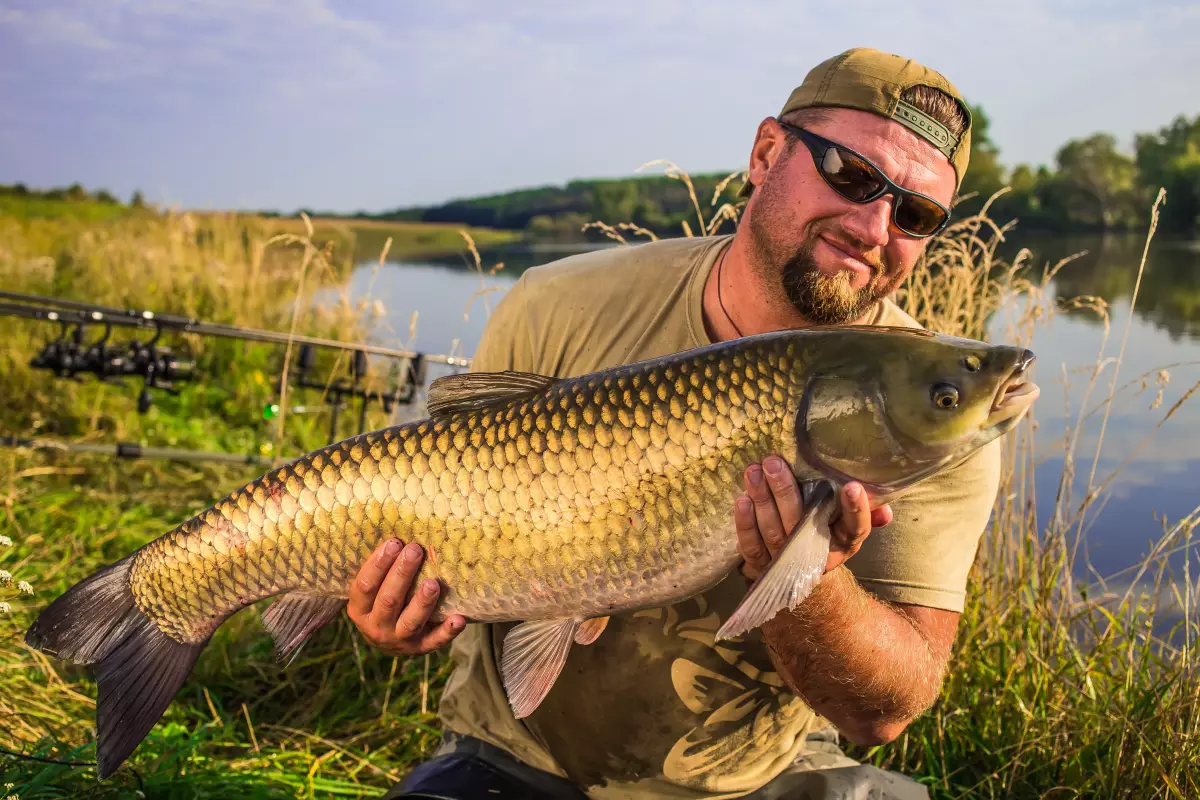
top-left (745, 107), bottom-right (958, 325)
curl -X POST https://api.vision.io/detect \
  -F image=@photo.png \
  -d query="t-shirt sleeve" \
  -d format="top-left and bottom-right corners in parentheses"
top-left (844, 437), bottom-right (1002, 612)
top-left (468, 275), bottom-right (536, 374)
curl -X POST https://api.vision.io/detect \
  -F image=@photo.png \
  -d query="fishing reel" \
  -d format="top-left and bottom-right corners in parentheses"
top-left (29, 321), bottom-right (196, 413)
top-left (271, 343), bottom-right (426, 442)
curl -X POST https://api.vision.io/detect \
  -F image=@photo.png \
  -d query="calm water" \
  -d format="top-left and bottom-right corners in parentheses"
top-left (323, 235), bottom-right (1200, 581)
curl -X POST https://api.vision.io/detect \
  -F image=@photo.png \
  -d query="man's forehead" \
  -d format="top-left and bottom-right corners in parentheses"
top-left (802, 108), bottom-right (957, 196)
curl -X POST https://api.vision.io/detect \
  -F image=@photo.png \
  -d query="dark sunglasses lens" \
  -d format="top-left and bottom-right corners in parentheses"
top-left (819, 147), bottom-right (884, 201)
top-left (894, 195), bottom-right (948, 236)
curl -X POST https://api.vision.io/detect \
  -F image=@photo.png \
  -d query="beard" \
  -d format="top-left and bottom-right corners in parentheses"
top-left (746, 167), bottom-right (904, 326)
top-left (776, 236), bottom-right (894, 325)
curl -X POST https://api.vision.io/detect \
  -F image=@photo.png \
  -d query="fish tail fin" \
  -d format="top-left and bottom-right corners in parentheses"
top-left (24, 554), bottom-right (206, 779)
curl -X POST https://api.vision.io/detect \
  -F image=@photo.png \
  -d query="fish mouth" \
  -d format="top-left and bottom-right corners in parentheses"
top-left (989, 349), bottom-right (1039, 428)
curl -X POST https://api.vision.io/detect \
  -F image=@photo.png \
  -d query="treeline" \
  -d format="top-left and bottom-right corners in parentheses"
top-left (375, 109), bottom-right (1200, 239)
top-left (956, 108), bottom-right (1200, 235)
top-left (0, 182), bottom-right (147, 208)
top-left (372, 171), bottom-right (745, 240)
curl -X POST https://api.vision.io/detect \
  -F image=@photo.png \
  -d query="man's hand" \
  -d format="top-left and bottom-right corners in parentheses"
top-left (733, 455), bottom-right (893, 580)
top-left (347, 539), bottom-right (466, 656)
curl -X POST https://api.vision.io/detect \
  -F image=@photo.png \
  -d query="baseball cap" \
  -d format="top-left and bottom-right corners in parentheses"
top-left (739, 47), bottom-right (973, 197)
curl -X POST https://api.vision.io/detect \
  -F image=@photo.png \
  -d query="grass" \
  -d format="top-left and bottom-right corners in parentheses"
top-left (1, 179), bottom-right (1198, 798)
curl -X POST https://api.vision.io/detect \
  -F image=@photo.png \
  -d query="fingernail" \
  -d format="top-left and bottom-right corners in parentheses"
top-left (423, 579), bottom-right (439, 596)
top-left (736, 496), bottom-right (752, 513)
top-left (383, 540), bottom-right (400, 557)
top-left (747, 466), bottom-right (763, 486)
top-left (764, 457), bottom-right (783, 475)
top-left (847, 484), bottom-right (862, 502)
top-left (404, 543), bottom-right (422, 562)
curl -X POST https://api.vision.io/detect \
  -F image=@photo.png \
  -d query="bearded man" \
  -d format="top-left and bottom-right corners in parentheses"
top-left (351, 47), bottom-right (998, 800)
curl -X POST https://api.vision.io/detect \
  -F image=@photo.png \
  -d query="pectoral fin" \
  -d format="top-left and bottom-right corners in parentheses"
top-left (500, 618), bottom-right (579, 718)
top-left (715, 481), bottom-right (837, 641)
top-left (261, 593), bottom-right (346, 663)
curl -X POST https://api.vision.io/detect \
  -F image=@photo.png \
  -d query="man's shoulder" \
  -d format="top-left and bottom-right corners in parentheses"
top-left (515, 235), bottom-right (721, 309)
top-left (872, 296), bottom-right (923, 330)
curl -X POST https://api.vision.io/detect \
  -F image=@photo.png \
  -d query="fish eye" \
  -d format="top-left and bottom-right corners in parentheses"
top-left (963, 355), bottom-right (982, 373)
top-left (932, 384), bottom-right (960, 410)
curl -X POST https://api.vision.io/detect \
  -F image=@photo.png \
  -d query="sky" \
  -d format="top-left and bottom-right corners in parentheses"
top-left (1, 0), bottom-right (1198, 215)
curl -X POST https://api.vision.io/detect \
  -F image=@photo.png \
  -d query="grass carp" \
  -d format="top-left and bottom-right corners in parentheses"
top-left (25, 325), bottom-right (1039, 778)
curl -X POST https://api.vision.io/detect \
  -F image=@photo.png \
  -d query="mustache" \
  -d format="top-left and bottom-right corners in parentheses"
top-left (815, 231), bottom-right (887, 272)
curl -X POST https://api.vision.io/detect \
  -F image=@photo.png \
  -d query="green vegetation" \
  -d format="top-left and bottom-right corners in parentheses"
top-left (957, 109), bottom-right (1200, 236)
top-left (2, 178), bottom-right (1198, 798)
top-left (371, 161), bottom-right (746, 241)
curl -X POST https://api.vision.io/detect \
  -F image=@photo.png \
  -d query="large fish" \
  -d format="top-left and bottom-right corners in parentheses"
top-left (26, 326), bottom-right (1038, 778)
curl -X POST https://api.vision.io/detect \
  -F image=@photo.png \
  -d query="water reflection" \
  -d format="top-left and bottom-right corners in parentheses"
top-left (332, 236), bottom-right (1200, 578)
top-left (1008, 234), bottom-right (1200, 342)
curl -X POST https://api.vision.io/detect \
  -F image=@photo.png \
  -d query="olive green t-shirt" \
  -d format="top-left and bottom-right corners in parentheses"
top-left (436, 234), bottom-right (1000, 798)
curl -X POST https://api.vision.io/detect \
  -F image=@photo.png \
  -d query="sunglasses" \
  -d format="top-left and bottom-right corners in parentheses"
top-left (776, 120), bottom-right (952, 238)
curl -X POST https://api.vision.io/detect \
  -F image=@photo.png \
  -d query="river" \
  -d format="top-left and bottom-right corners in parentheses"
top-left (324, 233), bottom-right (1200, 583)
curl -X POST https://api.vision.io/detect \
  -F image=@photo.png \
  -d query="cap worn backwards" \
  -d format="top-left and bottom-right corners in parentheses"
top-left (739, 47), bottom-right (973, 197)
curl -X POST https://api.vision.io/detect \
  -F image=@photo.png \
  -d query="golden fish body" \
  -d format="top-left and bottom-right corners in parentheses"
top-left (133, 334), bottom-right (803, 642)
top-left (25, 326), bottom-right (1040, 778)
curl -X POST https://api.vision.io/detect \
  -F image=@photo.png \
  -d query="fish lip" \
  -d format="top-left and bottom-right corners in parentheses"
top-left (990, 353), bottom-right (1040, 424)
top-left (992, 356), bottom-right (1035, 411)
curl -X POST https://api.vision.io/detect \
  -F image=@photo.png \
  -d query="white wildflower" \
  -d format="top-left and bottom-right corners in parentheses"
top-left (0, 570), bottom-right (10, 585)
top-left (0, 603), bottom-right (10, 614)
top-left (0, 535), bottom-right (11, 546)
top-left (17, 580), bottom-right (33, 595)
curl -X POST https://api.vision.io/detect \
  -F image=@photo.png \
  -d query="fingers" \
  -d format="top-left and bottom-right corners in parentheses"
top-left (831, 482), bottom-right (874, 560)
top-left (871, 505), bottom-right (893, 529)
top-left (371, 542), bottom-right (426, 630)
top-left (744, 456), bottom-right (803, 558)
top-left (348, 538), bottom-right (402, 620)
top-left (347, 539), bottom-right (467, 655)
top-left (734, 496), bottom-right (768, 580)
top-left (419, 614), bottom-right (468, 651)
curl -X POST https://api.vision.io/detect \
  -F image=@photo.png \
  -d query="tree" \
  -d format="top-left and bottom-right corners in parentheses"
top-left (131, 190), bottom-right (146, 208)
top-left (957, 103), bottom-right (1007, 208)
top-left (1052, 133), bottom-right (1140, 230)
top-left (1135, 114), bottom-right (1200, 236)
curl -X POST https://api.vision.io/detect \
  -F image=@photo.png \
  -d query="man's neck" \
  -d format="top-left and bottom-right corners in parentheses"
top-left (702, 234), bottom-right (879, 342)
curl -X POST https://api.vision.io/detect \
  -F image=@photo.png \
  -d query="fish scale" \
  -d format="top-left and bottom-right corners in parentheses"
top-left (27, 325), bottom-right (1041, 778)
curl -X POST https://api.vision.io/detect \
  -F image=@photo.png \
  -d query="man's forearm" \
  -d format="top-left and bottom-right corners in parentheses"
top-left (759, 566), bottom-right (949, 745)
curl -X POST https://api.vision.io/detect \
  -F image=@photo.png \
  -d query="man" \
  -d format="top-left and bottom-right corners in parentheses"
top-left (352, 48), bottom-right (1000, 800)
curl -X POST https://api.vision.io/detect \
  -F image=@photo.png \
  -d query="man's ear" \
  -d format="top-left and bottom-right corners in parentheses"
top-left (746, 117), bottom-right (788, 196)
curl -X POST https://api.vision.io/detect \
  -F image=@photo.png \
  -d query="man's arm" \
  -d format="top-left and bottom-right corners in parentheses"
top-left (733, 456), bottom-right (959, 745)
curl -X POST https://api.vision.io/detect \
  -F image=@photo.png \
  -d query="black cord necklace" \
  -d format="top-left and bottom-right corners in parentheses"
top-left (716, 246), bottom-right (746, 339)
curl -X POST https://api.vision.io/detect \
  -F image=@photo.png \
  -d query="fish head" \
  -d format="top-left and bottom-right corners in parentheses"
top-left (796, 328), bottom-right (1039, 495)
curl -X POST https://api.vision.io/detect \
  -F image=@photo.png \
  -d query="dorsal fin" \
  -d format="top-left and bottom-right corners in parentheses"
top-left (427, 370), bottom-right (559, 418)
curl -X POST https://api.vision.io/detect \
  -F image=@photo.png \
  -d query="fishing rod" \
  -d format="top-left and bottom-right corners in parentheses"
top-left (0, 291), bottom-right (470, 364)
top-left (0, 291), bottom-right (466, 456)
top-left (1, 436), bottom-right (279, 468)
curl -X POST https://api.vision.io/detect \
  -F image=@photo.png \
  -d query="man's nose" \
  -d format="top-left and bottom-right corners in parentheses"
top-left (839, 194), bottom-right (892, 248)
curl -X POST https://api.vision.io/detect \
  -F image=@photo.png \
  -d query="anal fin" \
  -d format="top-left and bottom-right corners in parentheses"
top-left (574, 616), bottom-right (609, 645)
top-left (261, 592), bottom-right (346, 663)
top-left (500, 618), bottom-right (579, 718)
top-left (716, 481), bottom-right (837, 641)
